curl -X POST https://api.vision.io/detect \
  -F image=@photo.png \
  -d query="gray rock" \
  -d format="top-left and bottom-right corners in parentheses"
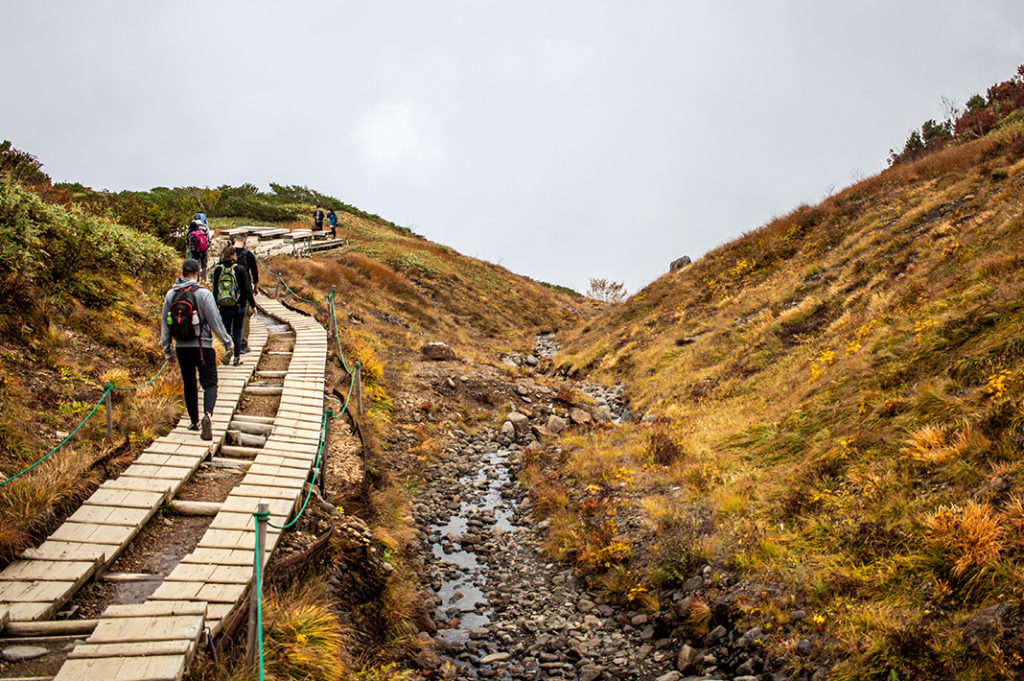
top-left (797, 638), bottom-right (813, 655)
top-left (790, 609), bottom-right (807, 621)
top-left (569, 408), bottom-right (593, 425)
top-left (421, 342), bottom-right (456, 361)
top-left (670, 255), bottom-right (692, 271)
top-left (480, 652), bottom-right (511, 664)
top-left (655, 672), bottom-right (681, 681)
top-left (681, 575), bottom-right (703, 592)
top-left (525, 355), bottom-right (539, 367)
top-left (734, 677), bottom-right (759, 681)
top-left (547, 414), bottom-right (567, 434)
top-left (2, 645), bottom-right (49, 662)
top-left (506, 411), bottom-right (529, 433)
top-left (500, 421), bottom-right (516, 437)
top-left (579, 665), bottom-right (604, 681)
top-left (676, 643), bottom-right (696, 671)
top-left (706, 625), bottom-right (727, 643)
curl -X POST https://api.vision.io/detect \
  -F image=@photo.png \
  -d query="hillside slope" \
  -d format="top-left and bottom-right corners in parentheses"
top-left (544, 112), bottom-right (1024, 677)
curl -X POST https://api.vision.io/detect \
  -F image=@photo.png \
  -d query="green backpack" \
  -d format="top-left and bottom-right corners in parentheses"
top-left (215, 264), bottom-right (240, 306)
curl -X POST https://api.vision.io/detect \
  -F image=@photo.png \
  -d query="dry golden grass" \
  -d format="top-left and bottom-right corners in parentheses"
top-left (543, 119), bottom-right (1024, 678)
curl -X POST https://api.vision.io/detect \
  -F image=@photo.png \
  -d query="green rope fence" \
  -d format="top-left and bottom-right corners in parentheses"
top-left (248, 268), bottom-right (362, 678)
top-left (0, 359), bottom-right (170, 488)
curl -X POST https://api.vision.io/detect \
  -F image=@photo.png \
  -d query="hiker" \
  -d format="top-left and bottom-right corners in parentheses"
top-left (232, 234), bottom-right (259, 354)
top-left (211, 244), bottom-right (256, 366)
top-left (185, 217), bottom-right (210, 282)
top-left (161, 258), bottom-right (233, 440)
top-left (312, 205), bottom-right (325, 232)
top-left (326, 209), bottom-right (337, 238)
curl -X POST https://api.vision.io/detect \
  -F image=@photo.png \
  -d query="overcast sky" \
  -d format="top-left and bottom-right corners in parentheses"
top-left (3, 1), bottom-right (1024, 293)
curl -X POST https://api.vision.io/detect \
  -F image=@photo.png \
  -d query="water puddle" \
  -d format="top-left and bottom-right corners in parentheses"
top-left (429, 447), bottom-right (518, 643)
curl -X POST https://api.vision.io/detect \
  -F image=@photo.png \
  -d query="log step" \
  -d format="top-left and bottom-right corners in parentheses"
top-left (168, 500), bottom-right (221, 516)
top-left (218, 445), bottom-right (261, 459)
top-left (226, 430), bottom-right (267, 447)
top-left (229, 420), bottom-right (273, 436)
top-left (231, 414), bottom-right (276, 424)
top-left (244, 386), bottom-right (283, 396)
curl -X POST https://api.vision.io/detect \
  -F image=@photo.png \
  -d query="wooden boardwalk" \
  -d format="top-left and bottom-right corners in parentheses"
top-left (0, 323), bottom-right (269, 625)
top-left (53, 297), bottom-right (327, 681)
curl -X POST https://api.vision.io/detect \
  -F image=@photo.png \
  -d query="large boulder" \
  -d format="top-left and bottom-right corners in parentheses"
top-left (670, 255), bottom-right (692, 271)
top-left (569, 408), bottom-right (593, 425)
top-left (506, 411), bottom-right (530, 435)
top-left (546, 414), bottom-right (567, 433)
top-left (421, 342), bottom-right (456, 361)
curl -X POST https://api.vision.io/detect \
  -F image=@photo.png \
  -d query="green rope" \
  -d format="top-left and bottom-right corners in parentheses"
top-left (110, 359), bottom-right (169, 391)
top-left (0, 386), bottom-right (112, 487)
top-left (256, 256), bottom-right (319, 304)
top-left (267, 410), bottom-right (329, 530)
top-left (328, 291), bottom-right (353, 374)
top-left (0, 355), bottom-right (171, 488)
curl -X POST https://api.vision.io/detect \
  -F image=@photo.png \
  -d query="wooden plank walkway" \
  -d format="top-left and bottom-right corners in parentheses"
top-left (53, 297), bottom-right (327, 681)
top-left (0, 322), bottom-right (270, 627)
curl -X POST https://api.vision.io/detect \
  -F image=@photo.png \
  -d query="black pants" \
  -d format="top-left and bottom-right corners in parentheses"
top-left (188, 250), bottom-right (209, 280)
top-left (219, 304), bottom-right (245, 360)
top-left (176, 346), bottom-right (218, 425)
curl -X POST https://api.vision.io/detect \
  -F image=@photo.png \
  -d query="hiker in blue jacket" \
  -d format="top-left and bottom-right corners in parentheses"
top-left (327, 209), bottom-right (338, 238)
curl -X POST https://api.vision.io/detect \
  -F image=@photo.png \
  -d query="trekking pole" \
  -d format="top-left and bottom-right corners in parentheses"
top-left (102, 382), bottom-right (113, 439)
top-left (247, 501), bottom-right (269, 667)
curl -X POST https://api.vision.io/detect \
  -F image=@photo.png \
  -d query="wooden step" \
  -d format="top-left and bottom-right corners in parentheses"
top-left (168, 500), bottom-right (221, 516)
top-left (218, 445), bottom-right (261, 459)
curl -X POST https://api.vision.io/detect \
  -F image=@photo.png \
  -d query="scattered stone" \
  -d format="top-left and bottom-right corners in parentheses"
top-left (655, 672), bottom-right (681, 681)
top-left (546, 415), bottom-right (567, 433)
top-left (790, 609), bottom-right (806, 621)
top-left (670, 255), bottom-right (692, 271)
top-left (569, 408), bottom-right (593, 425)
top-left (480, 652), bottom-right (511, 664)
top-left (2, 645), bottom-right (49, 662)
top-left (797, 638), bottom-right (813, 655)
top-left (676, 643), bottom-right (696, 671)
top-left (421, 342), bottom-right (456, 361)
top-left (706, 625), bottom-right (727, 643)
top-left (524, 355), bottom-right (539, 367)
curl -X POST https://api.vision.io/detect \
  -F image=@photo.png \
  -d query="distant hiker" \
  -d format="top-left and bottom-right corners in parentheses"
top-left (211, 244), bottom-right (256, 366)
top-left (185, 218), bottom-right (210, 282)
top-left (232, 234), bottom-right (259, 354)
top-left (326, 209), bottom-right (337, 238)
top-left (161, 258), bottom-right (233, 440)
top-left (312, 205), bottom-right (325, 232)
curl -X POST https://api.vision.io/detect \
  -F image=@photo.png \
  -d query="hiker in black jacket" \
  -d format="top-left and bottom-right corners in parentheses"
top-left (232, 234), bottom-right (260, 354)
top-left (312, 205), bottom-right (325, 232)
top-left (211, 245), bottom-right (256, 366)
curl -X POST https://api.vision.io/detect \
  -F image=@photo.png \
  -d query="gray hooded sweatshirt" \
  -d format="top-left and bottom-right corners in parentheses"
top-left (161, 276), bottom-right (233, 358)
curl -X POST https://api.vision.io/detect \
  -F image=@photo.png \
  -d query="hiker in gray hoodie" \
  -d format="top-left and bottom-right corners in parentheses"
top-left (161, 259), bottom-right (234, 440)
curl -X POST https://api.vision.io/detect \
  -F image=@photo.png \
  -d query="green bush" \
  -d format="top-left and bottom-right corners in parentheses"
top-left (0, 177), bottom-right (175, 307)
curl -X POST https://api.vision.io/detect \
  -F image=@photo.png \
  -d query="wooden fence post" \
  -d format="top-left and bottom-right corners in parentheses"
top-left (246, 500), bottom-right (269, 667)
top-left (103, 383), bottom-right (113, 440)
top-left (354, 363), bottom-right (363, 417)
top-left (320, 410), bottom-right (332, 494)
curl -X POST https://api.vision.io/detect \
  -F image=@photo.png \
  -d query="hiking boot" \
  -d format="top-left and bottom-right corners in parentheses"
top-left (200, 414), bottom-right (212, 441)
top-left (221, 350), bottom-right (231, 366)
top-left (240, 345), bottom-right (251, 354)
top-left (188, 422), bottom-right (200, 431)
top-left (232, 356), bottom-right (241, 366)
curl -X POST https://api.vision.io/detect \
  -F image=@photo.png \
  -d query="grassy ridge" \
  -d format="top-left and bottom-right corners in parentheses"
top-left (545, 120), bottom-right (1024, 678)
